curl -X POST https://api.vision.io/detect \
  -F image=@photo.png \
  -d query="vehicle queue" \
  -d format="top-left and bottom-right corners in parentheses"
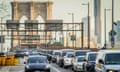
top-left (14, 48), bottom-right (120, 72)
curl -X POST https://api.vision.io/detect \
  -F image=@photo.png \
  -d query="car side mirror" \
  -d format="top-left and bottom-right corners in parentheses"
top-left (98, 59), bottom-right (104, 64)
top-left (64, 56), bottom-right (67, 58)
top-left (24, 62), bottom-right (26, 64)
top-left (84, 59), bottom-right (87, 62)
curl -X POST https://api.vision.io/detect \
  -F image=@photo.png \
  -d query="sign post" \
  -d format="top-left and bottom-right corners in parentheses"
top-left (110, 30), bottom-right (116, 50)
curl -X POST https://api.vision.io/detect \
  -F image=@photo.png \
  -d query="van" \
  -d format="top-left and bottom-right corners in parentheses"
top-left (83, 52), bottom-right (97, 72)
top-left (95, 50), bottom-right (120, 72)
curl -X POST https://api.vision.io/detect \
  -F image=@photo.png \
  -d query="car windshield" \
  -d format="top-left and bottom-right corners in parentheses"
top-left (67, 54), bottom-right (74, 58)
top-left (54, 52), bottom-right (61, 56)
top-left (28, 57), bottom-right (47, 63)
top-left (105, 53), bottom-right (120, 65)
top-left (75, 51), bottom-right (87, 56)
top-left (77, 57), bottom-right (84, 62)
top-left (16, 50), bottom-right (24, 53)
top-left (88, 53), bottom-right (97, 61)
top-left (62, 51), bottom-right (73, 57)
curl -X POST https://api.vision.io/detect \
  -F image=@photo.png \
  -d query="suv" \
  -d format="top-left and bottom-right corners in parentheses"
top-left (63, 52), bottom-right (75, 68)
top-left (51, 50), bottom-right (61, 63)
top-left (58, 49), bottom-right (74, 67)
top-left (83, 52), bottom-right (97, 72)
top-left (95, 50), bottom-right (120, 72)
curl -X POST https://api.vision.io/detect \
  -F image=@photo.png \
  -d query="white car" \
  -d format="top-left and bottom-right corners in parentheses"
top-left (73, 56), bottom-right (85, 72)
top-left (52, 50), bottom-right (61, 63)
top-left (63, 52), bottom-right (75, 68)
top-left (95, 50), bottom-right (120, 72)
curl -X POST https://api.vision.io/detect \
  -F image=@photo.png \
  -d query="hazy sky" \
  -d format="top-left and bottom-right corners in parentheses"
top-left (0, 0), bottom-right (120, 22)
top-left (0, 0), bottom-right (88, 22)
top-left (0, 0), bottom-right (120, 46)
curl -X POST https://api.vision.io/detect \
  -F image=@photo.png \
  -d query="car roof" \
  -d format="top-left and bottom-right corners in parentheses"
top-left (75, 50), bottom-right (90, 52)
top-left (53, 50), bottom-right (61, 52)
top-left (77, 56), bottom-right (85, 58)
top-left (99, 50), bottom-right (120, 54)
top-left (66, 52), bottom-right (74, 54)
top-left (28, 55), bottom-right (46, 58)
top-left (61, 49), bottom-right (74, 51)
top-left (87, 52), bottom-right (97, 54)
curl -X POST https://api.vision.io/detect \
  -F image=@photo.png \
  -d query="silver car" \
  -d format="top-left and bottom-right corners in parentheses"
top-left (73, 56), bottom-right (85, 72)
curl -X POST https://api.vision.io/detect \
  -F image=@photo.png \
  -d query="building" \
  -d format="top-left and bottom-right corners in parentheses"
top-left (82, 17), bottom-right (88, 37)
top-left (93, 0), bottom-right (101, 47)
top-left (114, 21), bottom-right (120, 48)
top-left (9, 0), bottom-right (53, 49)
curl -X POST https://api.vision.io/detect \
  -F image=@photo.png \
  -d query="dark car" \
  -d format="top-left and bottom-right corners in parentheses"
top-left (15, 49), bottom-right (29, 57)
top-left (25, 55), bottom-right (50, 72)
top-left (83, 52), bottom-right (97, 72)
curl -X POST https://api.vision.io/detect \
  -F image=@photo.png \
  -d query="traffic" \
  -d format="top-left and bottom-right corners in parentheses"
top-left (9, 48), bottom-right (120, 72)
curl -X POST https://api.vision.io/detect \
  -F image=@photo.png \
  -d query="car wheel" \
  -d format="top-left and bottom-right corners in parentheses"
top-left (46, 69), bottom-right (50, 72)
top-left (25, 69), bottom-right (29, 72)
top-left (24, 68), bottom-right (28, 72)
top-left (74, 70), bottom-right (77, 72)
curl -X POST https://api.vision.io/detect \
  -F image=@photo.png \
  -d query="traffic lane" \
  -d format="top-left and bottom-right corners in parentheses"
top-left (8, 65), bottom-right (55, 72)
top-left (51, 63), bottom-right (73, 72)
top-left (9, 65), bottom-right (24, 72)
top-left (8, 63), bottom-right (73, 72)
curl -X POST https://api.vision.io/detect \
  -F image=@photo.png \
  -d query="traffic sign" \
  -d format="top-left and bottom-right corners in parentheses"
top-left (111, 36), bottom-right (115, 47)
top-left (71, 35), bottom-right (76, 41)
top-left (45, 20), bottom-right (63, 31)
top-left (109, 30), bottom-right (116, 36)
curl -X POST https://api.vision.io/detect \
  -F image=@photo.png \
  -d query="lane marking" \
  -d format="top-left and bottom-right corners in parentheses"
top-left (50, 64), bottom-right (61, 72)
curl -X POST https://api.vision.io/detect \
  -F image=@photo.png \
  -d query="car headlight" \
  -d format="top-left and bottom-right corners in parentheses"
top-left (107, 70), bottom-right (114, 72)
top-left (46, 64), bottom-right (50, 68)
top-left (26, 65), bottom-right (29, 69)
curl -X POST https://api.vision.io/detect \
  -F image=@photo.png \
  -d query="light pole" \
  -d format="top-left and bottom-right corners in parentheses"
top-left (104, 9), bottom-right (111, 49)
top-left (111, 0), bottom-right (116, 49)
top-left (82, 2), bottom-right (90, 49)
top-left (68, 13), bottom-right (75, 48)
top-left (0, 14), bottom-right (10, 52)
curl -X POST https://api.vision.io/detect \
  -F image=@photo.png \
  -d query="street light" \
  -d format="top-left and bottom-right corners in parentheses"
top-left (0, 14), bottom-right (10, 52)
top-left (68, 13), bottom-right (75, 48)
top-left (82, 2), bottom-right (90, 49)
top-left (104, 8), bottom-right (111, 49)
top-left (111, 0), bottom-right (117, 49)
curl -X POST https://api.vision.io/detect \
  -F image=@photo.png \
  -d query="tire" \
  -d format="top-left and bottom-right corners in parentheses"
top-left (24, 68), bottom-right (28, 72)
top-left (74, 70), bottom-right (77, 72)
top-left (46, 69), bottom-right (50, 72)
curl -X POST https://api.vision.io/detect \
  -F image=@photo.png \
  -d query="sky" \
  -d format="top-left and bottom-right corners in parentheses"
top-left (0, 0), bottom-right (120, 47)
top-left (0, 0), bottom-right (88, 22)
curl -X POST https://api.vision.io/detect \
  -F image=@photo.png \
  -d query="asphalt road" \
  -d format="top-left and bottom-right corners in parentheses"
top-left (0, 63), bottom-right (73, 72)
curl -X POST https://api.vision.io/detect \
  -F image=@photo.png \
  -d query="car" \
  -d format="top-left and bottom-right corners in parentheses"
top-left (75, 50), bottom-right (90, 56)
top-left (25, 55), bottom-right (50, 72)
top-left (29, 51), bottom-right (40, 56)
top-left (72, 56), bottom-right (85, 72)
top-left (51, 50), bottom-right (61, 63)
top-left (58, 49), bottom-right (74, 67)
top-left (15, 49), bottom-right (29, 57)
top-left (95, 50), bottom-right (120, 72)
top-left (63, 52), bottom-right (75, 68)
top-left (83, 52), bottom-right (97, 72)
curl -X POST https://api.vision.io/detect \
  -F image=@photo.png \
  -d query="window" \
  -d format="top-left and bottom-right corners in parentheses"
top-left (0, 36), bottom-right (5, 43)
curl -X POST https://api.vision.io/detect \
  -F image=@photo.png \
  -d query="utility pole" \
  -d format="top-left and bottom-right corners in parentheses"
top-left (68, 13), bottom-right (75, 48)
top-left (104, 9), bottom-right (111, 49)
top-left (111, 0), bottom-right (115, 49)
top-left (104, 9), bottom-right (107, 49)
top-left (82, 2), bottom-right (90, 49)
top-left (88, 2), bottom-right (90, 49)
